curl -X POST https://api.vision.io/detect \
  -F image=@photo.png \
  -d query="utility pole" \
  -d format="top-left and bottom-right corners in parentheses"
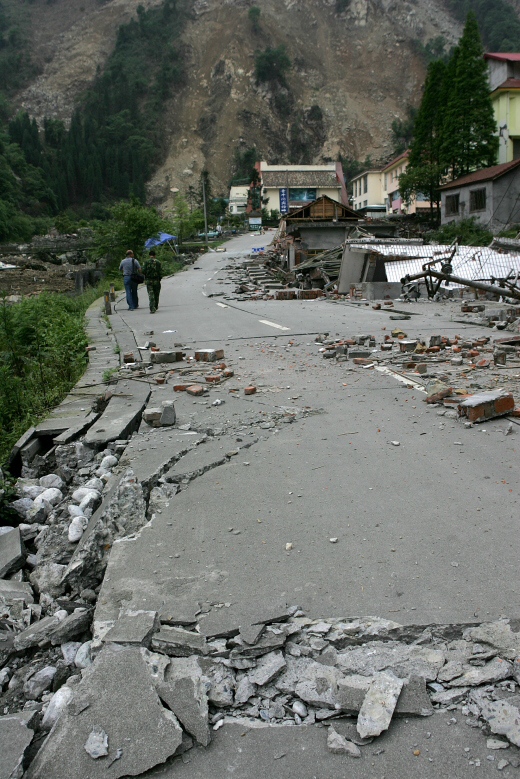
top-left (202, 176), bottom-right (208, 246)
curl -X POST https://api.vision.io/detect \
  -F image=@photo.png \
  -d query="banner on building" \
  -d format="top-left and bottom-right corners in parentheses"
top-left (279, 188), bottom-right (288, 214)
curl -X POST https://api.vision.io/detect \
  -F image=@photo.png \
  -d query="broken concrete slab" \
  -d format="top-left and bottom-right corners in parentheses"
top-left (0, 713), bottom-right (34, 779)
top-left (357, 671), bottom-right (404, 739)
top-left (336, 675), bottom-right (370, 714)
top-left (103, 610), bottom-right (159, 646)
top-left (0, 527), bottom-right (25, 578)
top-left (327, 726), bottom-right (361, 757)
top-left (480, 698), bottom-right (520, 747)
top-left (158, 675), bottom-right (211, 746)
top-left (294, 664), bottom-right (342, 709)
top-left (0, 579), bottom-right (33, 605)
top-left (25, 645), bottom-right (183, 779)
top-left (395, 675), bottom-right (434, 717)
top-left (465, 620), bottom-right (520, 661)
top-left (448, 657), bottom-right (514, 687)
top-left (151, 626), bottom-right (208, 656)
top-left (49, 609), bottom-right (91, 645)
top-left (247, 651), bottom-right (286, 686)
top-left (83, 380), bottom-right (151, 448)
top-left (13, 612), bottom-right (65, 651)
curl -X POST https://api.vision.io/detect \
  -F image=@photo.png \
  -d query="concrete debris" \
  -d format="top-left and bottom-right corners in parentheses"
top-left (84, 725), bottom-right (109, 758)
top-left (327, 726), bottom-right (362, 757)
top-left (158, 674), bottom-right (211, 746)
top-left (480, 698), bottom-right (520, 747)
top-left (0, 713), bottom-right (34, 779)
top-left (0, 527), bottom-right (25, 578)
top-left (357, 671), bottom-right (403, 738)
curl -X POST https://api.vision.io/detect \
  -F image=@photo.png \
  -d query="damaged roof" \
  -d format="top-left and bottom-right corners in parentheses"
top-left (286, 195), bottom-right (359, 222)
top-left (439, 159), bottom-right (520, 190)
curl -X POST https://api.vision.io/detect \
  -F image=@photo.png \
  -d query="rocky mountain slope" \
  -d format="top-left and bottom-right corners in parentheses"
top-left (13, 0), bottom-right (464, 200)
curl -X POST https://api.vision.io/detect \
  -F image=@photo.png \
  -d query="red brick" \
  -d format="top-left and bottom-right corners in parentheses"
top-left (205, 374), bottom-right (221, 383)
top-left (223, 369), bottom-right (234, 378)
top-left (186, 384), bottom-right (204, 396)
top-left (352, 357), bottom-right (371, 365)
top-left (173, 384), bottom-right (190, 391)
top-left (426, 387), bottom-right (453, 404)
top-left (150, 346), bottom-right (160, 352)
top-left (244, 386), bottom-right (257, 395)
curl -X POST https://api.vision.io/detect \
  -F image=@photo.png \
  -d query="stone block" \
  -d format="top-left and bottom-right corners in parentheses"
top-left (49, 609), bottom-right (91, 645)
top-left (160, 402), bottom-right (176, 426)
top-left (348, 349), bottom-right (371, 358)
top-left (195, 349), bottom-right (224, 362)
top-left (336, 675), bottom-right (370, 713)
top-left (247, 651), bottom-right (286, 686)
top-left (13, 613), bottom-right (64, 651)
top-left (0, 527), bottom-right (25, 578)
top-left (150, 351), bottom-right (183, 364)
top-left (143, 408), bottom-right (163, 427)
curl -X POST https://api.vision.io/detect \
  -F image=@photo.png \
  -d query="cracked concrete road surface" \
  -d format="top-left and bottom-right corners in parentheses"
top-left (92, 233), bottom-right (519, 777)
top-left (9, 232), bottom-right (520, 779)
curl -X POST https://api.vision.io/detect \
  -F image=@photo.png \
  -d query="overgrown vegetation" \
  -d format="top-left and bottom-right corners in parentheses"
top-left (254, 45), bottom-right (291, 86)
top-left (426, 217), bottom-right (493, 245)
top-left (0, 290), bottom-right (94, 463)
top-left (248, 5), bottom-right (261, 33)
top-left (400, 11), bottom-right (498, 215)
top-left (446, 0), bottom-right (520, 51)
top-left (391, 106), bottom-right (417, 157)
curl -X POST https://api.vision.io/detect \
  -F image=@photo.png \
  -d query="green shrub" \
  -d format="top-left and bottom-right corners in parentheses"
top-left (426, 217), bottom-right (493, 246)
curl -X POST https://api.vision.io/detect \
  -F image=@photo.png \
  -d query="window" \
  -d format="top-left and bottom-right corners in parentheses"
top-left (469, 188), bottom-right (486, 212)
top-left (363, 200), bottom-right (368, 207)
top-left (384, 172), bottom-right (387, 190)
top-left (445, 194), bottom-right (460, 215)
top-left (363, 175), bottom-right (368, 194)
top-left (354, 181), bottom-right (357, 197)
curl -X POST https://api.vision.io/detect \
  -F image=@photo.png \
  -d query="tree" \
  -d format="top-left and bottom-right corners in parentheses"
top-left (248, 6), bottom-right (261, 33)
top-left (391, 106), bottom-right (417, 156)
top-left (399, 60), bottom-right (447, 216)
top-left (441, 11), bottom-right (498, 179)
top-left (254, 45), bottom-right (291, 86)
top-left (93, 199), bottom-right (174, 261)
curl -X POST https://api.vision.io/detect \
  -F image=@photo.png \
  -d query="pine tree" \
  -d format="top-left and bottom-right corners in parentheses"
top-left (442, 10), bottom-right (498, 178)
top-left (399, 60), bottom-right (447, 216)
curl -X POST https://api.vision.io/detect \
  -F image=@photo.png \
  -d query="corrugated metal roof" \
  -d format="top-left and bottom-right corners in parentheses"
top-left (349, 243), bottom-right (520, 283)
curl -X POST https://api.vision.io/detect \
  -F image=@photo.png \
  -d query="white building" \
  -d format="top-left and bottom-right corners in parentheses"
top-left (258, 161), bottom-right (348, 214)
top-left (227, 186), bottom-right (249, 215)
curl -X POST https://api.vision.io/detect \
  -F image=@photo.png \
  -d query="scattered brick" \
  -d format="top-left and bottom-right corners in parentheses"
top-left (352, 357), bottom-right (371, 365)
top-left (173, 384), bottom-right (190, 392)
top-left (458, 390), bottom-right (515, 422)
top-left (186, 384), bottom-right (204, 396)
top-left (205, 374), bottom-right (221, 383)
top-left (244, 386), bottom-right (257, 395)
top-left (223, 369), bottom-right (234, 378)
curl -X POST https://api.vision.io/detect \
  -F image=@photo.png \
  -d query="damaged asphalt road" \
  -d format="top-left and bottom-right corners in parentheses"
top-left (2, 233), bottom-right (520, 778)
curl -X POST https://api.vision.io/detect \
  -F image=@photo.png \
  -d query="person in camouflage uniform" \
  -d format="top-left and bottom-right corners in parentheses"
top-left (142, 249), bottom-right (163, 313)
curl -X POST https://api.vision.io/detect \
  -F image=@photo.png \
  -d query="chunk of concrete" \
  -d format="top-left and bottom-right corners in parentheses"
top-left (0, 527), bottom-right (25, 578)
top-left (357, 671), bottom-right (404, 739)
top-left (41, 685), bottom-right (74, 730)
top-left (246, 651), bottom-right (286, 686)
top-left (481, 698), bottom-right (520, 747)
top-left (158, 675), bottom-right (211, 746)
top-left (0, 579), bottom-right (33, 605)
top-left (143, 408), bottom-right (163, 427)
top-left (327, 726), bottom-right (361, 757)
top-left (336, 675), bottom-right (370, 714)
top-left (151, 626), bottom-right (208, 656)
top-left (25, 645), bottom-right (183, 779)
top-left (84, 379), bottom-right (151, 447)
top-left (160, 402), bottom-right (176, 426)
top-left (150, 351), bottom-right (183, 364)
top-left (103, 610), bottom-right (159, 647)
top-left (448, 657), bottom-right (513, 687)
top-left (49, 609), bottom-right (91, 645)
top-left (13, 613), bottom-right (64, 651)
top-left (395, 675), bottom-right (434, 716)
top-left (0, 714), bottom-right (34, 779)
top-left (294, 664), bottom-right (342, 709)
top-left (466, 620), bottom-right (520, 661)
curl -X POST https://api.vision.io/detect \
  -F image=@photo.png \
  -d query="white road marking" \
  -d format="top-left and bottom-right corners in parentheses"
top-left (374, 365), bottom-right (426, 393)
top-left (259, 319), bottom-right (290, 331)
top-left (216, 302), bottom-right (228, 308)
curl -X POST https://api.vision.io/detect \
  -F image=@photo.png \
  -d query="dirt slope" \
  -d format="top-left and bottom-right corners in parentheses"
top-left (13, 0), bottom-right (463, 201)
